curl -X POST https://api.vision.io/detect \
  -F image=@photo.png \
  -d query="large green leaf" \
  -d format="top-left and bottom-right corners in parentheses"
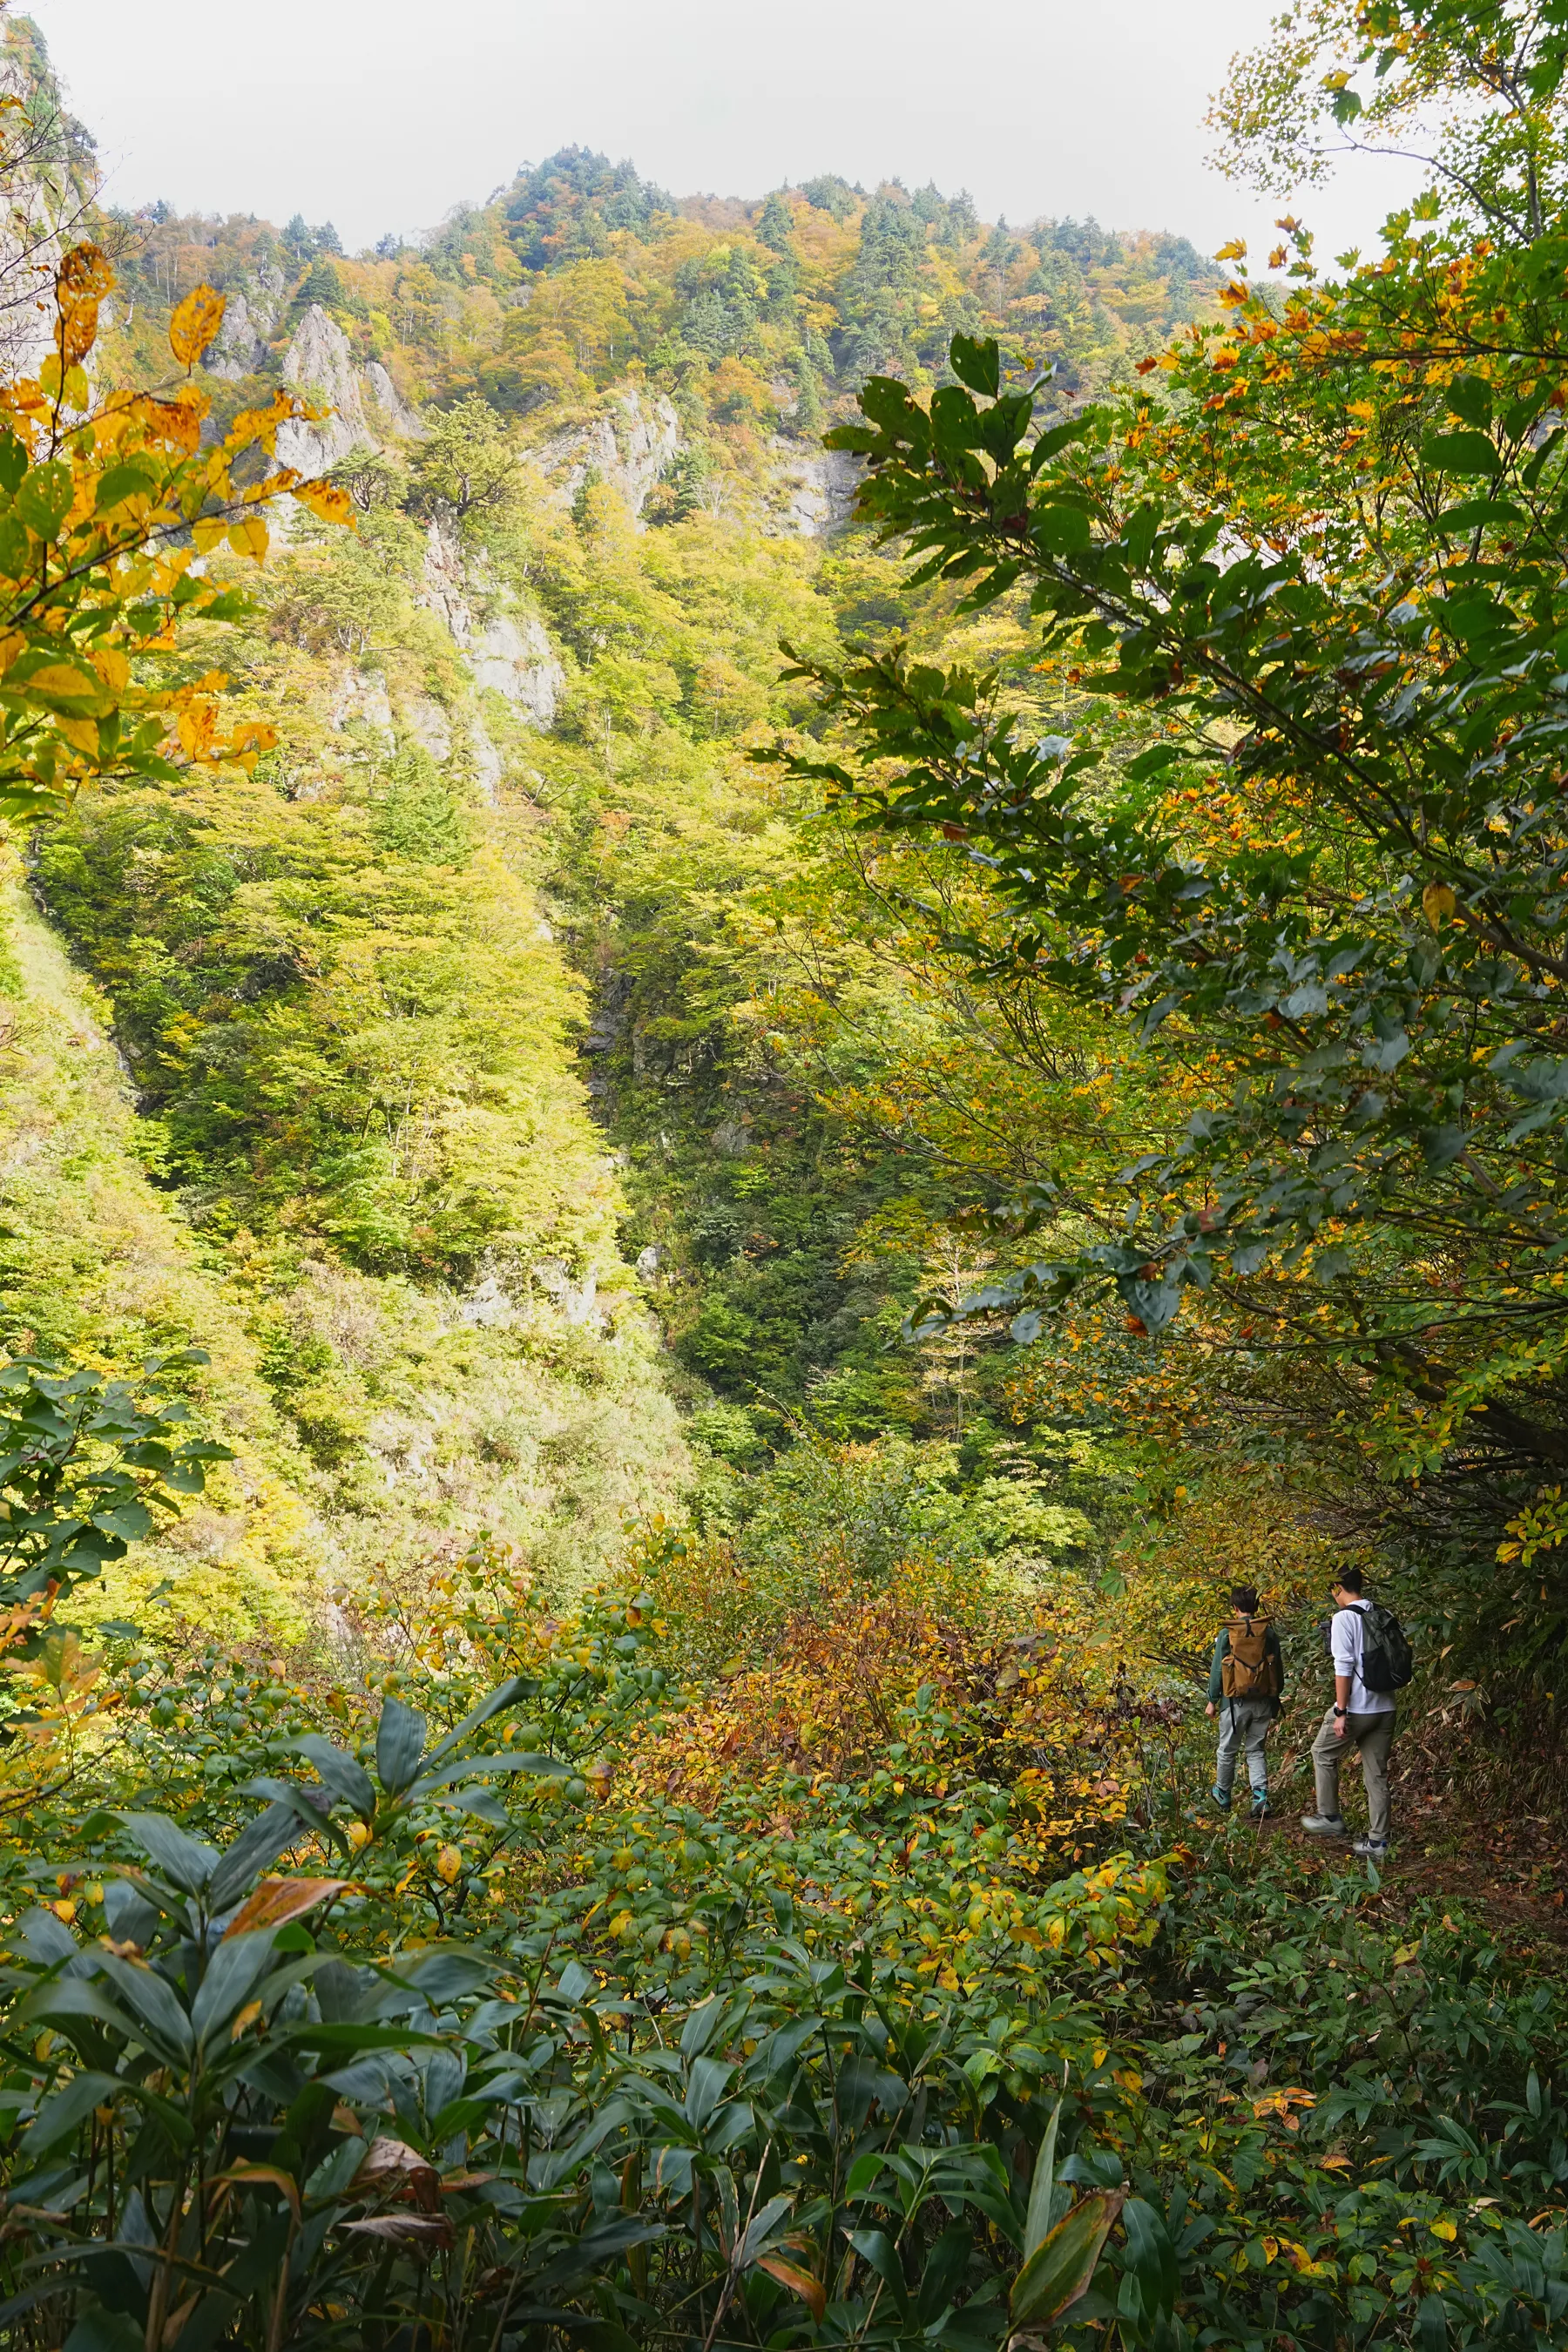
top-left (1009, 2189), bottom-right (1125, 2328)
top-left (375, 1697), bottom-right (427, 1794)
top-left (1023, 2097), bottom-right (1064, 2258)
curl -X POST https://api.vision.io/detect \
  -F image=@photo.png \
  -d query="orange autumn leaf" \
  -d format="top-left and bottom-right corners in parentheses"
top-left (756, 2257), bottom-right (826, 2322)
top-left (169, 285), bottom-right (226, 370)
top-left (56, 243), bottom-right (114, 368)
top-left (132, 394), bottom-right (204, 456)
top-left (221, 1875), bottom-right (349, 1939)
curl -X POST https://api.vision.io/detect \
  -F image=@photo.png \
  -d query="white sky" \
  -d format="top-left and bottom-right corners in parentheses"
top-left (28, 0), bottom-right (1423, 262)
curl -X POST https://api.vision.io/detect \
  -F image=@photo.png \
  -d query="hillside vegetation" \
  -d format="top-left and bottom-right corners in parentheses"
top-left (0, 7), bottom-right (1565, 2352)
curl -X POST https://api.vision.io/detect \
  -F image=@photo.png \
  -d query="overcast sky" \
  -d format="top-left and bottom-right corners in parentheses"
top-left (29, 0), bottom-right (1422, 261)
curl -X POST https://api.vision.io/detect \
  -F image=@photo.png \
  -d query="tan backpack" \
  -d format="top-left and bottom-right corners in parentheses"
top-left (1221, 1612), bottom-right (1281, 1700)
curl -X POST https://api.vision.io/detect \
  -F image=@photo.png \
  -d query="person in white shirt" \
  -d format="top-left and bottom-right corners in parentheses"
top-left (1300, 1566), bottom-right (1396, 1855)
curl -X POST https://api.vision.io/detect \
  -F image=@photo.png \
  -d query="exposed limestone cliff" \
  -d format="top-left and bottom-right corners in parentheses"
top-left (763, 442), bottom-right (861, 537)
top-left (534, 388), bottom-right (680, 517)
top-left (277, 302), bottom-right (375, 472)
top-left (419, 516), bottom-right (564, 727)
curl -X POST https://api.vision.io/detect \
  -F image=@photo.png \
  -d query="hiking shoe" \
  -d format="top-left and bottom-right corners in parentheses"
top-left (1211, 1785), bottom-right (1232, 1809)
top-left (1300, 1814), bottom-right (1348, 1836)
top-left (1250, 1796), bottom-right (1271, 1821)
top-left (1352, 1836), bottom-right (1389, 1858)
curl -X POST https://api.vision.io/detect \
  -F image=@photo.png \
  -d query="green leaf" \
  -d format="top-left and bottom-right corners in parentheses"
top-left (1438, 497), bottom-right (1524, 531)
top-left (190, 1930), bottom-right (276, 2047)
top-left (64, 2309), bottom-right (144, 2352)
top-left (1010, 2189), bottom-right (1125, 2326)
top-left (375, 1696), bottom-right (427, 1794)
top-left (93, 463), bottom-right (160, 512)
top-left (418, 1675), bottom-right (531, 1773)
top-left (98, 1952), bottom-right (194, 2058)
top-left (111, 1812), bottom-right (218, 1897)
top-left (15, 460), bottom-right (73, 538)
top-left (1445, 376), bottom-right (1493, 429)
top-left (1023, 2097), bottom-right (1064, 2257)
top-left (294, 1735), bottom-right (376, 1817)
top-left (949, 335), bottom-right (1000, 399)
top-left (23, 2069), bottom-right (125, 2155)
top-left (409, 1750), bottom-right (572, 1798)
top-left (1424, 429), bottom-right (1503, 479)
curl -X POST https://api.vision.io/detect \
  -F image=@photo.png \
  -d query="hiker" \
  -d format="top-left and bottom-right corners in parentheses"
top-left (1205, 1584), bottom-right (1284, 1821)
top-left (1301, 1565), bottom-right (1408, 1857)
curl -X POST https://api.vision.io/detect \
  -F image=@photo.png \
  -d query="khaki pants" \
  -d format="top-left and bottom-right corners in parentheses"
top-left (1311, 1706), bottom-right (1396, 1841)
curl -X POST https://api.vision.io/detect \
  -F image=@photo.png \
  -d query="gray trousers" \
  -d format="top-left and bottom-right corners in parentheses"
top-left (1215, 1696), bottom-right (1274, 1796)
top-left (1311, 1706), bottom-right (1396, 1841)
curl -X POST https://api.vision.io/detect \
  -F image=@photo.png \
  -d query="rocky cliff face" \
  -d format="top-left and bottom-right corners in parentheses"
top-left (206, 264), bottom-right (287, 379)
top-left (419, 516), bottom-right (565, 729)
top-left (276, 303), bottom-right (375, 472)
top-left (0, 44), bottom-right (70, 382)
top-left (534, 388), bottom-right (681, 517)
top-left (761, 443), bottom-right (861, 537)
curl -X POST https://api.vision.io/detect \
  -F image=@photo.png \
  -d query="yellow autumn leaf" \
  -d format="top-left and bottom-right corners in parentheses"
top-left (293, 478), bottom-right (356, 527)
top-left (169, 284), bottom-right (226, 369)
top-left (55, 713), bottom-right (101, 759)
top-left (1423, 880), bottom-right (1456, 927)
top-left (1430, 2219), bottom-right (1457, 2242)
top-left (20, 661), bottom-right (105, 706)
top-left (227, 513), bottom-right (269, 561)
top-left (436, 1843), bottom-right (463, 1886)
top-left (230, 1998), bottom-right (263, 2042)
top-left (1215, 238), bottom-right (1247, 263)
top-left (91, 647), bottom-right (130, 694)
top-left (176, 704), bottom-right (219, 760)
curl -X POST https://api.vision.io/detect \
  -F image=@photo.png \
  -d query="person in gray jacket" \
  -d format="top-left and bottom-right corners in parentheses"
top-left (1205, 1584), bottom-right (1285, 1821)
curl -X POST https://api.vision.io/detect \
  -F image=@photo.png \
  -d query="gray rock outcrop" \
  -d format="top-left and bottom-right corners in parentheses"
top-left (365, 359), bottom-right (424, 439)
top-left (471, 610), bottom-right (564, 726)
top-left (763, 443), bottom-right (861, 537)
top-left (276, 304), bottom-right (373, 474)
top-left (534, 389), bottom-right (680, 517)
top-left (419, 517), bottom-right (563, 728)
top-left (328, 669), bottom-right (395, 748)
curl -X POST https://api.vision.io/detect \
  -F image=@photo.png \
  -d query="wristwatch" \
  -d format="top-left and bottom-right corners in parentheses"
top-left (1333, 1706), bottom-right (1348, 1717)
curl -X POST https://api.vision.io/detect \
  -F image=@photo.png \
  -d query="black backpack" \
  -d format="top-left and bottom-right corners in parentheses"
top-left (1359, 1601), bottom-right (1415, 1693)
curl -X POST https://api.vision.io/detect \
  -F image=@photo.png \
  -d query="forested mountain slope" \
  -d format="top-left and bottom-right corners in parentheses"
top-left (0, 25), bottom-right (1220, 1624)
top-left (4, 10), bottom-right (1568, 2349)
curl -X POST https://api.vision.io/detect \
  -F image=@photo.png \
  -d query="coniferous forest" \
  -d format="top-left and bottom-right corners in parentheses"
top-left (0, 3), bottom-right (1565, 2345)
